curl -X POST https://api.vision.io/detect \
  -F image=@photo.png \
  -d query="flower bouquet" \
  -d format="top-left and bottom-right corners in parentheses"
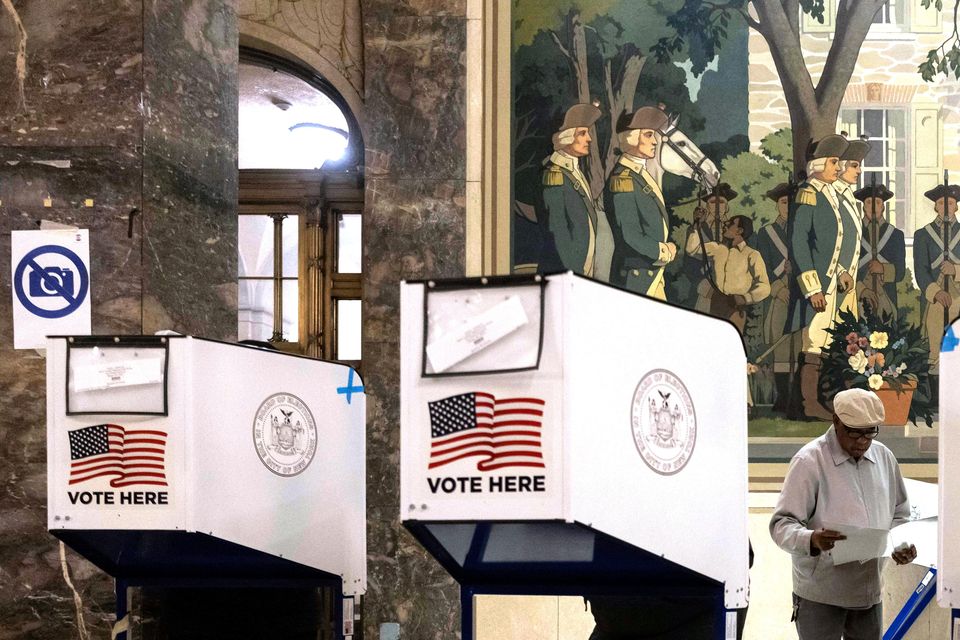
top-left (822, 308), bottom-right (933, 426)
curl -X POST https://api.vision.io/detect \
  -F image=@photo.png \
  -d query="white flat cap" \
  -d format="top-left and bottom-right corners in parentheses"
top-left (833, 388), bottom-right (885, 427)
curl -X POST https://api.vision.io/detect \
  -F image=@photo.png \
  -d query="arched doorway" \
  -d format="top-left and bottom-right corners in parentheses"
top-left (237, 48), bottom-right (364, 364)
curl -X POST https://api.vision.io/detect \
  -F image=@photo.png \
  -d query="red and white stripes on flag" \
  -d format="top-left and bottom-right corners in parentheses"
top-left (67, 423), bottom-right (168, 487)
top-left (428, 392), bottom-right (545, 471)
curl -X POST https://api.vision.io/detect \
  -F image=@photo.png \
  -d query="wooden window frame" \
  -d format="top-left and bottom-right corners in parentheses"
top-left (239, 169), bottom-right (363, 363)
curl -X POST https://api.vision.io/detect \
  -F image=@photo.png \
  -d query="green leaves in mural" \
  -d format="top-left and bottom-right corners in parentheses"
top-left (917, 0), bottom-right (960, 82)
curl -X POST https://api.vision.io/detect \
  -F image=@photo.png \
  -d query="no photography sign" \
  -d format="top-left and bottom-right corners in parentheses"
top-left (11, 229), bottom-right (91, 349)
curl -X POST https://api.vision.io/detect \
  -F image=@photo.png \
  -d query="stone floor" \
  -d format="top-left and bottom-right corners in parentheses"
top-left (472, 486), bottom-right (949, 640)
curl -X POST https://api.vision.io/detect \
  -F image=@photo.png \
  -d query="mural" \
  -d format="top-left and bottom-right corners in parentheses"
top-left (511, 0), bottom-right (960, 439)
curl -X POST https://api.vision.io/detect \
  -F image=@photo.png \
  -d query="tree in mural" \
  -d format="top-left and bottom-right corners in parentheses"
top-left (652, 0), bottom-right (944, 172)
top-left (920, 0), bottom-right (960, 80)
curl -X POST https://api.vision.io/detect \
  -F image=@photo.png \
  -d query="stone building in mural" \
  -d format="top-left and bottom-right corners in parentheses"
top-left (748, 0), bottom-right (960, 253)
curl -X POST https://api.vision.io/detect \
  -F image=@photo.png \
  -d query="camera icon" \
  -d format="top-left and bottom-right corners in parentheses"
top-left (29, 266), bottom-right (75, 297)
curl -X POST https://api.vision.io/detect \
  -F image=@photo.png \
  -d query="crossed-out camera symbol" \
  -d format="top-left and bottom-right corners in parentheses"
top-left (29, 266), bottom-right (75, 297)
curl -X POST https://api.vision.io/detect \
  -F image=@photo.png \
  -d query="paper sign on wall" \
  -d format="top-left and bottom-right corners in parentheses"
top-left (11, 229), bottom-right (92, 349)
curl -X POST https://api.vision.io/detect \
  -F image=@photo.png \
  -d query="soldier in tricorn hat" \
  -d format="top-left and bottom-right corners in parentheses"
top-left (605, 106), bottom-right (676, 301)
top-left (538, 102), bottom-right (615, 282)
top-left (913, 182), bottom-right (960, 395)
top-left (832, 136), bottom-right (871, 321)
top-left (855, 183), bottom-right (904, 320)
top-left (785, 134), bottom-right (850, 420)
top-left (754, 182), bottom-right (798, 412)
top-left (685, 182), bottom-right (739, 312)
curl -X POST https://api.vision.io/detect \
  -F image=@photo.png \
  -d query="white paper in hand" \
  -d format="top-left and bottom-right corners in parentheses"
top-left (823, 521), bottom-right (890, 565)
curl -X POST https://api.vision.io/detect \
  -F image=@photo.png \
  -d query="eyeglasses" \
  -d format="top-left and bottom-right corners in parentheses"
top-left (843, 425), bottom-right (880, 440)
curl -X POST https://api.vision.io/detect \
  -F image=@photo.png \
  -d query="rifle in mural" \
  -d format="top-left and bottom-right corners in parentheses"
top-left (944, 169), bottom-right (952, 328)
top-left (865, 172), bottom-right (882, 316)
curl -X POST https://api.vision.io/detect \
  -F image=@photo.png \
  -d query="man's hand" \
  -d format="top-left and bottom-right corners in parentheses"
top-left (808, 292), bottom-right (827, 312)
top-left (838, 271), bottom-right (855, 293)
top-left (942, 261), bottom-right (957, 277)
top-left (891, 544), bottom-right (917, 565)
top-left (732, 294), bottom-right (747, 307)
top-left (810, 528), bottom-right (847, 554)
top-left (868, 260), bottom-right (885, 276)
top-left (935, 290), bottom-right (953, 309)
top-left (665, 242), bottom-right (677, 262)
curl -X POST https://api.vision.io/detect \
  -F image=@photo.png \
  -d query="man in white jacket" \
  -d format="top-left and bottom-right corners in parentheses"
top-left (770, 388), bottom-right (917, 639)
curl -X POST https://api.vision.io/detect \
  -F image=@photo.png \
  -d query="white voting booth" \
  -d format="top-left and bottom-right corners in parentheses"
top-left (939, 321), bottom-right (960, 636)
top-left (46, 335), bottom-right (365, 638)
top-left (400, 273), bottom-right (749, 639)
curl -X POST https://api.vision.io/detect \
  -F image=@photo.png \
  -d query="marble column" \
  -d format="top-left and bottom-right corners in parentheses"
top-left (0, 0), bottom-right (237, 636)
top-left (362, 1), bottom-right (467, 637)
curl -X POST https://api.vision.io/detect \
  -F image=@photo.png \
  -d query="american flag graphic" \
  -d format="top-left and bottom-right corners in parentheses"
top-left (68, 424), bottom-right (168, 487)
top-left (428, 392), bottom-right (545, 471)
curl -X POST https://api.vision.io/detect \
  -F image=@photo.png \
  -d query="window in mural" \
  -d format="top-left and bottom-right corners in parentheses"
top-left (508, 0), bottom-right (959, 447)
top-left (840, 108), bottom-right (908, 231)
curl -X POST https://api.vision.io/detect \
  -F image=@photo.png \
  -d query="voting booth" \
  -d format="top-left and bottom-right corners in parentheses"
top-left (939, 320), bottom-right (960, 637)
top-left (46, 335), bottom-right (366, 638)
top-left (399, 273), bottom-right (750, 639)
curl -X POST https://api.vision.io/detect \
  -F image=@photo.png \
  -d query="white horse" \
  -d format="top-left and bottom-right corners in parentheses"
top-left (646, 112), bottom-right (720, 190)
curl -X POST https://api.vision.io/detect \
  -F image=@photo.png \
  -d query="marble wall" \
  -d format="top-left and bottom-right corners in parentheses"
top-left (362, 0), bottom-right (468, 637)
top-left (0, 0), bottom-right (237, 637)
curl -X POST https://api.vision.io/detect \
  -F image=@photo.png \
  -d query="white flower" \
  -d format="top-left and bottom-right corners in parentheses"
top-left (868, 374), bottom-right (884, 390)
top-left (848, 350), bottom-right (869, 374)
top-left (896, 363), bottom-right (908, 373)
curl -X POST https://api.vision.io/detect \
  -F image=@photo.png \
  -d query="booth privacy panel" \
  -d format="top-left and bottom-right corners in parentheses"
top-left (47, 336), bottom-right (366, 596)
top-left (47, 337), bottom-right (188, 531)
top-left (562, 277), bottom-right (749, 601)
top-left (400, 274), bottom-right (750, 608)
top-left (939, 321), bottom-right (960, 607)
top-left (401, 279), bottom-right (565, 522)
top-left (188, 340), bottom-right (366, 596)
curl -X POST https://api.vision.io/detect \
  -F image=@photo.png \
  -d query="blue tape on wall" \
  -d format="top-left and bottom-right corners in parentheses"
top-left (943, 326), bottom-right (959, 353)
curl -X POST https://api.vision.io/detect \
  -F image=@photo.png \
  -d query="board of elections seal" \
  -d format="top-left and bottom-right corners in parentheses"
top-left (253, 393), bottom-right (318, 477)
top-left (630, 369), bottom-right (697, 476)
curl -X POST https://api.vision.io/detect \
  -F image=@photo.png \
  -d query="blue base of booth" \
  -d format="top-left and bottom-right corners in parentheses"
top-left (51, 529), bottom-right (350, 639)
top-left (404, 520), bottom-right (739, 640)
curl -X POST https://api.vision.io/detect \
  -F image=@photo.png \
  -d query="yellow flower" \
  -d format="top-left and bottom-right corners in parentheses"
top-left (848, 350), bottom-right (869, 374)
top-left (869, 332), bottom-right (889, 349)
top-left (868, 374), bottom-right (884, 390)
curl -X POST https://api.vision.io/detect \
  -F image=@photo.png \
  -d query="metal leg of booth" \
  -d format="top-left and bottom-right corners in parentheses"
top-left (461, 586), bottom-right (475, 640)
top-left (882, 567), bottom-right (937, 640)
top-left (114, 578), bottom-right (128, 640)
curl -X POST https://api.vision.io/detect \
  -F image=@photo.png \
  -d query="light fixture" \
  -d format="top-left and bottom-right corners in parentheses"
top-left (287, 122), bottom-right (350, 168)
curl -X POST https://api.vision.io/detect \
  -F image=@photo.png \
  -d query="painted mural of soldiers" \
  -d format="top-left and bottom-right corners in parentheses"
top-left (785, 134), bottom-right (851, 421)
top-left (855, 184), bottom-right (905, 319)
top-left (913, 184), bottom-right (960, 391)
top-left (607, 106), bottom-right (676, 301)
top-left (754, 183), bottom-right (796, 412)
top-left (685, 214), bottom-right (770, 333)
top-left (538, 103), bottom-right (615, 281)
top-left (832, 137), bottom-right (870, 320)
top-left (682, 184), bottom-right (732, 308)
top-left (685, 183), bottom-right (737, 311)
